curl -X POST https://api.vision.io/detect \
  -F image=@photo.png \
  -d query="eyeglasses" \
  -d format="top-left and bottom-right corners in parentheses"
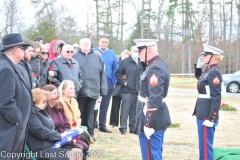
top-left (66, 50), bottom-right (74, 54)
top-left (33, 50), bottom-right (40, 53)
top-left (73, 47), bottom-right (79, 49)
top-left (16, 46), bottom-right (25, 51)
top-left (41, 52), bottom-right (49, 55)
top-left (51, 91), bottom-right (59, 95)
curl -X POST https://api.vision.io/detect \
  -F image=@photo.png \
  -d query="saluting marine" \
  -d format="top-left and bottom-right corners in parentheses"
top-left (193, 43), bottom-right (224, 160)
top-left (134, 39), bottom-right (171, 160)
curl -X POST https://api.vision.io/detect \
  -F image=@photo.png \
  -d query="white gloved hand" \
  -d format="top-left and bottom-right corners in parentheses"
top-left (196, 56), bottom-right (204, 68)
top-left (202, 120), bottom-right (214, 127)
top-left (144, 126), bottom-right (155, 139)
top-left (143, 103), bottom-right (147, 116)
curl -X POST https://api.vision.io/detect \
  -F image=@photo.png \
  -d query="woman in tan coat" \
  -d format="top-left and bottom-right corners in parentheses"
top-left (58, 80), bottom-right (94, 145)
top-left (58, 80), bottom-right (81, 128)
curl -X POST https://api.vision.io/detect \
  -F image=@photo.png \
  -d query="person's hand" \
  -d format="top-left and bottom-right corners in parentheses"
top-left (202, 120), bottom-right (214, 127)
top-left (48, 71), bottom-right (55, 76)
top-left (196, 56), bottom-right (204, 68)
top-left (144, 126), bottom-right (154, 139)
top-left (124, 82), bottom-right (127, 86)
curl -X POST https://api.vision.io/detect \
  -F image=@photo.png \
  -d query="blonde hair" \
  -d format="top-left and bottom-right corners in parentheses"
top-left (32, 88), bottom-right (51, 105)
top-left (40, 44), bottom-right (48, 51)
top-left (58, 80), bottom-right (75, 97)
top-left (120, 50), bottom-right (130, 58)
top-left (214, 55), bottom-right (224, 62)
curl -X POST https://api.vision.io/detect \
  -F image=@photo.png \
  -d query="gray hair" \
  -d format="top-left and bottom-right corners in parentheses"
top-left (2, 48), bottom-right (13, 55)
top-left (79, 38), bottom-right (91, 45)
top-left (130, 46), bottom-right (138, 52)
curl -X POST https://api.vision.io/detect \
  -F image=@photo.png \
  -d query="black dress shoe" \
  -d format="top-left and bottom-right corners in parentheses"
top-left (99, 127), bottom-right (112, 133)
top-left (129, 130), bottom-right (135, 133)
top-left (119, 128), bottom-right (126, 135)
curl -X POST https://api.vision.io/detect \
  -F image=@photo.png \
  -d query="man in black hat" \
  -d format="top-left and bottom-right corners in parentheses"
top-left (0, 33), bottom-right (33, 158)
top-left (134, 39), bottom-right (171, 160)
top-left (16, 37), bottom-right (34, 89)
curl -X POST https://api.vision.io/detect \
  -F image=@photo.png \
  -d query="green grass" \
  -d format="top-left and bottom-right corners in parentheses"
top-left (170, 77), bottom-right (197, 89)
top-left (169, 123), bottom-right (181, 128)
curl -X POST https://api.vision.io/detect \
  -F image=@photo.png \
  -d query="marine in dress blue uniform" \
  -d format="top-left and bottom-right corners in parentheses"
top-left (193, 43), bottom-right (224, 160)
top-left (134, 39), bottom-right (171, 160)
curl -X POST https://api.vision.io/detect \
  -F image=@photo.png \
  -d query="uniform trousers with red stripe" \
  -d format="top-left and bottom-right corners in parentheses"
top-left (197, 118), bottom-right (218, 160)
top-left (139, 129), bottom-right (166, 160)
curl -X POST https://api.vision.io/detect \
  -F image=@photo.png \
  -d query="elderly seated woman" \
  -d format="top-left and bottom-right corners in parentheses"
top-left (42, 84), bottom-right (89, 155)
top-left (58, 80), bottom-right (95, 145)
top-left (27, 88), bottom-right (83, 160)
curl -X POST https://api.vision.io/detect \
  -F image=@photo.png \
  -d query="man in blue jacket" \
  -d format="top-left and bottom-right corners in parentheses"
top-left (93, 35), bottom-right (118, 133)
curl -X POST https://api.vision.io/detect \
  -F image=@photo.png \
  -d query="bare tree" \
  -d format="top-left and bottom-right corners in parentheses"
top-left (236, 0), bottom-right (240, 70)
top-left (2, 0), bottom-right (22, 34)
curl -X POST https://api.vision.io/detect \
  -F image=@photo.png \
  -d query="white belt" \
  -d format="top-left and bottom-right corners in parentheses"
top-left (138, 95), bottom-right (165, 103)
top-left (198, 85), bottom-right (211, 99)
top-left (198, 94), bottom-right (210, 99)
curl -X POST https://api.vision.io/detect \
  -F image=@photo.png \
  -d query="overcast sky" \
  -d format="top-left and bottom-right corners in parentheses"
top-left (0, 0), bottom-right (160, 39)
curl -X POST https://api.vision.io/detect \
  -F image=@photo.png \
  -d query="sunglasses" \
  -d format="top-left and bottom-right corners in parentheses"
top-left (41, 52), bottom-right (49, 55)
top-left (66, 50), bottom-right (74, 54)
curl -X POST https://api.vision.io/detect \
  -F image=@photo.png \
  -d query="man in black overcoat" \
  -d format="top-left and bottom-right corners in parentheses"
top-left (0, 33), bottom-right (33, 159)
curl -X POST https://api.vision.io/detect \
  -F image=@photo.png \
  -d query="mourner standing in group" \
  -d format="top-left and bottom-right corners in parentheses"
top-left (193, 43), bottom-right (224, 160)
top-left (0, 33), bottom-right (33, 158)
top-left (134, 39), bottom-right (171, 160)
top-left (16, 37), bottom-right (34, 89)
top-left (115, 46), bottom-right (143, 135)
top-left (93, 35), bottom-right (118, 133)
top-left (73, 38), bottom-right (108, 141)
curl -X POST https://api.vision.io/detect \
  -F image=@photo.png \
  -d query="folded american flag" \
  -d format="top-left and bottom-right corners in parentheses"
top-left (52, 129), bottom-right (81, 149)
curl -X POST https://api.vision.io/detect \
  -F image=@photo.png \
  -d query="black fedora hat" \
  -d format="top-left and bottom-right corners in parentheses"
top-left (1, 33), bottom-right (30, 51)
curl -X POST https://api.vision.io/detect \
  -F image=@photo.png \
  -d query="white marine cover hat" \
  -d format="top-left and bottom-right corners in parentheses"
top-left (201, 43), bottom-right (223, 55)
top-left (133, 39), bottom-right (158, 49)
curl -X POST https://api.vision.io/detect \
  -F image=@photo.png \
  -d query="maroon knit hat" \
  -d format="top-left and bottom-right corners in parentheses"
top-left (42, 84), bottom-right (56, 92)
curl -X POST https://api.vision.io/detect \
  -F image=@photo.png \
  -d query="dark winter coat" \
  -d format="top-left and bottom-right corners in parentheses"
top-left (39, 59), bottom-right (51, 87)
top-left (29, 55), bottom-right (44, 88)
top-left (16, 60), bottom-right (34, 89)
top-left (115, 56), bottom-right (143, 93)
top-left (49, 56), bottom-right (83, 93)
top-left (73, 50), bottom-right (108, 99)
top-left (27, 106), bottom-right (71, 160)
top-left (0, 54), bottom-right (32, 158)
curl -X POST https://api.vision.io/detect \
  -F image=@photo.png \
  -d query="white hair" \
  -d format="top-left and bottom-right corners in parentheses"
top-left (79, 38), bottom-right (91, 45)
top-left (62, 44), bottom-right (73, 52)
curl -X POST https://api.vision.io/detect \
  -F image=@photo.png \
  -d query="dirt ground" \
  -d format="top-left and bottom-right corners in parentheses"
top-left (88, 93), bottom-right (240, 160)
